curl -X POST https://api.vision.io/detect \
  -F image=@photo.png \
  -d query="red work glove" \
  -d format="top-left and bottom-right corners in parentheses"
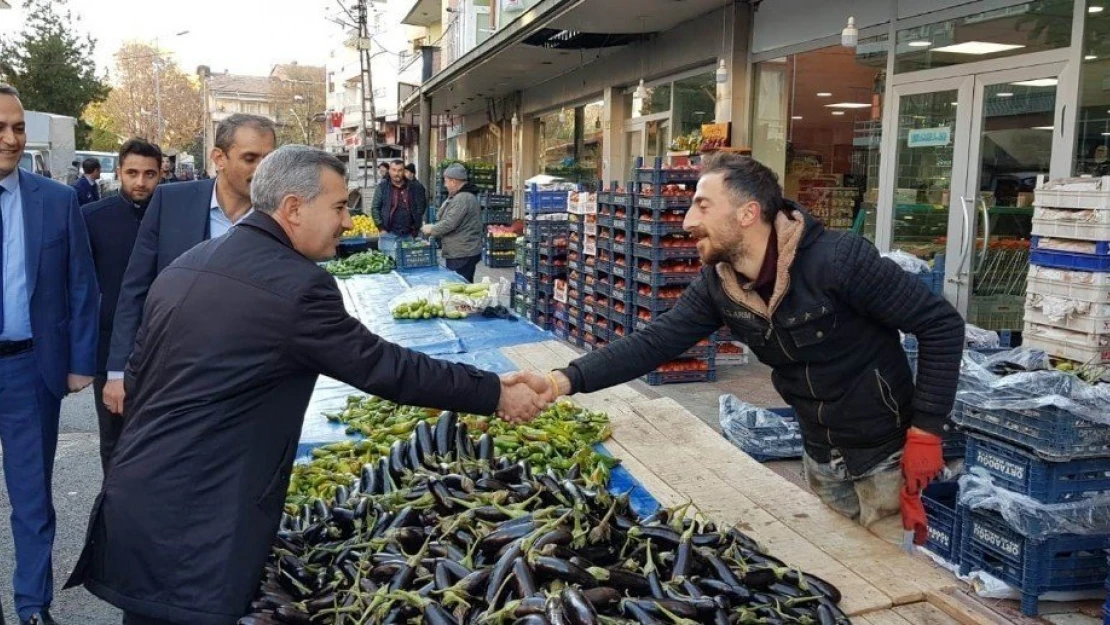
top-left (900, 486), bottom-right (929, 545)
top-left (901, 427), bottom-right (944, 494)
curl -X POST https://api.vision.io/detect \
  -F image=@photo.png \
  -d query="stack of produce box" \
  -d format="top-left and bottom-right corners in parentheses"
top-left (523, 185), bottom-right (569, 332)
top-left (595, 182), bottom-right (636, 353)
top-left (566, 189), bottom-right (604, 350)
top-left (480, 192), bottom-right (516, 267)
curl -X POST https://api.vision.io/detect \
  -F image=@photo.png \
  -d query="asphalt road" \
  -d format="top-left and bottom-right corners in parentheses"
top-left (0, 388), bottom-right (121, 624)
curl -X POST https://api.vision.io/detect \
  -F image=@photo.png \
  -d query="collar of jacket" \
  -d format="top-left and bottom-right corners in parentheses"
top-left (239, 211), bottom-right (295, 250)
top-left (715, 203), bottom-right (823, 320)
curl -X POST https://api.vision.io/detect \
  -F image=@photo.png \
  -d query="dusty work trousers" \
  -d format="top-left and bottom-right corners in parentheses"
top-left (802, 449), bottom-right (903, 527)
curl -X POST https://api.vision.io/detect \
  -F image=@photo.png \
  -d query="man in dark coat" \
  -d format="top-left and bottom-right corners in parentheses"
top-left (370, 159), bottom-right (426, 237)
top-left (81, 138), bottom-right (163, 472)
top-left (66, 146), bottom-right (545, 625)
top-left (72, 157), bottom-right (101, 206)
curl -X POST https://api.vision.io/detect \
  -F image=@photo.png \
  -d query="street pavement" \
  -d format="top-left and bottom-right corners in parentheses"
top-left (0, 388), bottom-right (120, 624)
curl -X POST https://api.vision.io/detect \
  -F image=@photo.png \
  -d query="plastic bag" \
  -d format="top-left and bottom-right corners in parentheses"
top-left (388, 286), bottom-right (446, 319)
top-left (882, 250), bottom-right (931, 274)
top-left (957, 351), bottom-right (1110, 425)
top-left (959, 468), bottom-right (1110, 537)
top-left (965, 324), bottom-right (1000, 348)
top-left (718, 394), bottom-right (803, 461)
top-left (439, 277), bottom-right (509, 317)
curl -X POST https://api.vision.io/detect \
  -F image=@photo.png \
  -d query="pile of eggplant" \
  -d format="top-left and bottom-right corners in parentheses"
top-left (242, 413), bottom-right (849, 624)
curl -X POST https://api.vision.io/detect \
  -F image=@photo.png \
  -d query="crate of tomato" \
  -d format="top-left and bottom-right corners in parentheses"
top-left (634, 232), bottom-right (700, 262)
top-left (635, 259), bottom-right (701, 287)
top-left (643, 358), bottom-right (716, 386)
top-left (634, 208), bottom-right (688, 236)
top-left (636, 183), bottom-right (695, 211)
top-left (634, 283), bottom-right (686, 313)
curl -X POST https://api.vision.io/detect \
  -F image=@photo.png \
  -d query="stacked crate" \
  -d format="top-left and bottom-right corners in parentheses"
top-left (1023, 176), bottom-right (1110, 365)
top-left (481, 192), bottom-right (516, 268)
top-left (596, 182), bottom-right (637, 351)
top-left (632, 158), bottom-right (716, 385)
top-left (568, 190), bottom-right (605, 351)
top-left (523, 185), bottom-right (569, 332)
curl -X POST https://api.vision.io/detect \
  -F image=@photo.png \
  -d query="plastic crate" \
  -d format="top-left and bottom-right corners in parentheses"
top-left (965, 434), bottom-right (1110, 503)
top-left (485, 235), bottom-right (518, 252)
top-left (633, 242), bottom-right (700, 262)
top-left (525, 187), bottom-right (569, 214)
top-left (480, 193), bottom-right (514, 209)
top-left (643, 366), bottom-right (717, 386)
top-left (523, 220), bottom-right (569, 241)
top-left (635, 157), bottom-right (700, 185)
top-left (922, 482), bottom-right (962, 565)
top-left (608, 286), bottom-right (635, 306)
top-left (395, 241), bottom-right (437, 270)
top-left (634, 269), bottom-right (699, 288)
top-left (953, 393), bottom-right (1110, 461)
top-left (918, 269), bottom-right (944, 296)
top-left (1023, 326), bottom-right (1110, 364)
top-left (482, 208), bottom-right (514, 225)
top-left (634, 220), bottom-right (687, 236)
top-left (596, 214), bottom-right (614, 229)
top-left (611, 192), bottom-right (634, 207)
top-left (636, 194), bottom-right (694, 211)
top-left (610, 262), bottom-right (632, 280)
top-left (635, 289), bottom-right (682, 313)
top-left (1033, 236), bottom-right (1110, 256)
top-left (959, 507), bottom-right (1110, 616)
top-left (482, 251), bottom-right (516, 268)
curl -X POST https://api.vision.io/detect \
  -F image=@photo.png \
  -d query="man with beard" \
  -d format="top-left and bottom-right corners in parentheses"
top-left (370, 159), bottom-right (425, 237)
top-left (81, 139), bottom-right (163, 473)
top-left (533, 153), bottom-right (965, 543)
top-left (101, 114), bottom-right (276, 417)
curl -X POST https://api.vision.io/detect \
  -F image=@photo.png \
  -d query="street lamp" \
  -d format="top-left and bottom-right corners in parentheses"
top-left (151, 30), bottom-right (191, 146)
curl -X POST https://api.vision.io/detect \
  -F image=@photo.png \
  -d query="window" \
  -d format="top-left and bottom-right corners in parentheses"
top-left (672, 73), bottom-right (717, 139)
top-left (625, 84), bottom-right (670, 119)
top-left (536, 101), bottom-right (604, 189)
top-left (751, 36), bottom-right (888, 238)
top-left (1073, 0), bottom-right (1110, 175)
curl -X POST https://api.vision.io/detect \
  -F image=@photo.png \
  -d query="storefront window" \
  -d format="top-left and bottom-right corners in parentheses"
top-left (626, 84), bottom-right (671, 119)
top-left (751, 37), bottom-right (888, 239)
top-left (1073, 0), bottom-right (1110, 175)
top-left (537, 101), bottom-right (604, 190)
top-left (672, 72), bottom-right (717, 139)
top-left (895, 1), bottom-right (1073, 74)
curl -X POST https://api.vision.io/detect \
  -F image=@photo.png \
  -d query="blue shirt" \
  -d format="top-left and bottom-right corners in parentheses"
top-left (0, 169), bottom-right (31, 341)
top-left (209, 179), bottom-right (251, 238)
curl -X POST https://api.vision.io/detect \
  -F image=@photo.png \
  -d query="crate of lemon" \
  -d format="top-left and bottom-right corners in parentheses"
top-left (391, 282), bottom-right (495, 320)
top-left (285, 397), bottom-right (617, 511)
top-left (343, 214), bottom-right (379, 238)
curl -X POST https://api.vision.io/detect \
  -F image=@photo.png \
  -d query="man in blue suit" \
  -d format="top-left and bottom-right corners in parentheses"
top-left (0, 85), bottom-right (99, 625)
top-left (71, 158), bottom-right (101, 206)
top-left (81, 139), bottom-right (163, 472)
top-left (101, 114), bottom-right (275, 414)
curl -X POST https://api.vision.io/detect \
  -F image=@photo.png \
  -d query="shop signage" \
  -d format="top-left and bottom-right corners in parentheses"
top-left (907, 126), bottom-right (951, 148)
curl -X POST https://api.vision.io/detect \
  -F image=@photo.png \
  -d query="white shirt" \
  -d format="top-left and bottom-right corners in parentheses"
top-left (209, 178), bottom-right (252, 238)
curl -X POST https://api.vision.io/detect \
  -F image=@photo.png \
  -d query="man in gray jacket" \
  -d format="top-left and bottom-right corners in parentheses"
top-left (422, 163), bottom-right (483, 282)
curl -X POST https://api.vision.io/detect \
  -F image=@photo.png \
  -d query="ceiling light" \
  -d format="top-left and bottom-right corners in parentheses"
top-left (634, 79), bottom-right (648, 100)
top-left (1089, 5), bottom-right (1104, 13)
top-left (1032, 126), bottom-right (1054, 130)
top-left (932, 41), bottom-right (1026, 55)
top-left (1011, 78), bottom-right (1058, 87)
top-left (841, 16), bottom-right (858, 48)
top-left (996, 92), bottom-right (1014, 97)
top-left (831, 111), bottom-right (846, 116)
top-left (1102, 132), bottom-right (1110, 136)
top-left (715, 59), bottom-right (728, 84)
top-left (825, 102), bottom-right (872, 109)
top-left (1087, 55), bottom-right (1099, 60)
top-left (816, 92), bottom-right (832, 97)
top-left (791, 116), bottom-right (803, 120)
top-left (907, 41), bottom-right (932, 48)
top-left (951, 102), bottom-right (959, 106)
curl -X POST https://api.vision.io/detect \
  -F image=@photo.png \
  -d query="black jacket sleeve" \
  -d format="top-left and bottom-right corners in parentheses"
top-left (106, 187), bottom-right (165, 373)
top-left (562, 270), bottom-right (723, 394)
top-left (832, 236), bottom-right (965, 435)
top-left (290, 272), bottom-right (502, 415)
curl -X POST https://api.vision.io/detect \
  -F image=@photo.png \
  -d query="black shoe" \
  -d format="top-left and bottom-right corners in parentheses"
top-left (20, 610), bottom-right (56, 625)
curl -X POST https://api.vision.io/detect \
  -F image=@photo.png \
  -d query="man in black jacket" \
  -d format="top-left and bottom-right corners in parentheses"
top-left (540, 154), bottom-right (964, 541)
top-left (81, 139), bottom-right (163, 473)
top-left (370, 159), bottom-right (426, 237)
top-left (66, 146), bottom-right (546, 625)
top-left (72, 157), bottom-right (101, 206)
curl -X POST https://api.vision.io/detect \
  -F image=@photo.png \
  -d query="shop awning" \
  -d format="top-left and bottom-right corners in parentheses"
top-left (400, 0), bottom-right (734, 118)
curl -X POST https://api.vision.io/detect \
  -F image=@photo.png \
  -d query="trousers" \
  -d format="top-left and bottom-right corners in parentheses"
top-left (0, 350), bottom-right (62, 619)
top-left (92, 376), bottom-right (124, 474)
top-left (802, 448), bottom-right (903, 528)
top-left (122, 612), bottom-right (178, 625)
top-left (445, 254), bottom-right (481, 283)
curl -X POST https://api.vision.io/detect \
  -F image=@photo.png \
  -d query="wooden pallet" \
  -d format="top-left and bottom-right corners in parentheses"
top-left (503, 341), bottom-right (962, 618)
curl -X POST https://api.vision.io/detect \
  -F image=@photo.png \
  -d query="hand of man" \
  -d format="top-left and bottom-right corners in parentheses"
top-left (103, 378), bottom-right (127, 415)
top-left (420, 224), bottom-right (434, 236)
top-left (67, 374), bottom-right (94, 394)
top-left (900, 486), bottom-right (929, 545)
top-left (901, 427), bottom-right (944, 494)
top-left (496, 374), bottom-right (546, 424)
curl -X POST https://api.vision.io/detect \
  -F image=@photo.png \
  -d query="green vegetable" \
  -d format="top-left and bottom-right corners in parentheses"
top-left (324, 250), bottom-right (395, 277)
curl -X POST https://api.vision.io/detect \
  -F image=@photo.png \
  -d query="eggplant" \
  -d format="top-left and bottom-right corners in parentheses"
top-left (531, 557), bottom-right (596, 588)
top-left (415, 420), bottom-right (436, 467)
top-left (388, 440), bottom-right (408, 481)
top-left (423, 602), bottom-right (460, 625)
top-left (478, 521), bottom-right (536, 555)
top-left (377, 457), bottom-right (395, 494)
top-left (274, 605), bottom-right (312, 625)
top-left (742, 567), bottom-right (777, 590)
top-left (620, 601), bottom-right (664, 625)
top-left (456, 567), bottom-right (491, 596)
top-left (580, 587), bottom-right (619, 610)
top-left (429, 479), bottom-right (456, 514)
top-left (435, 411), bottom-right (458, 459)
top-left (560, 587), bottom-right (598, 625)
top-left (407, 437), bottom-right (423, 472)
top-left (594, 568), bottom-right (650, 595)
top-left (334, 484), bottom-right (349, 507)
top-left (671, 539), bottom-right (693, 581)
top-left (485, 542), bottom-right (523, 608)
top-left (477, 432), bottom-right (494, 462)
top-left (514, 596), bottom-right (548, 617)
top-left (544, 596), bottom-right (570, 625)
top-left (511, 615), bottom-right (549, 625)
top-left (512, 558), bottom-right (538, 598)
top-left (532, 527), bottom-right (573, 551)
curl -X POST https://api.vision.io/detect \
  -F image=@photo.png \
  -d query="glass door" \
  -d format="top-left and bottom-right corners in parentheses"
top-left (959, 65), bottom-right (1063, 332)
top-left (623, 129), bottom-right (643, 183)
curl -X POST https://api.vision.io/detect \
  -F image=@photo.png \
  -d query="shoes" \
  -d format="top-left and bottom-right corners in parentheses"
top-left (20, 610), bottom-right (56, 625)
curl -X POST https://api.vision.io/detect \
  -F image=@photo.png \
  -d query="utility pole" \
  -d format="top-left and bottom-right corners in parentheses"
top-left (355, 0), bottom-right (379, 190)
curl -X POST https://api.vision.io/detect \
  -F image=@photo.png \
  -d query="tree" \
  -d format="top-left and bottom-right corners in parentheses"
top-left (271, 64), bottom-right (327, 147)
top-left (94, 42), bottom-right (203, 153)
top-left (0, 0), bottom-right (110, 148)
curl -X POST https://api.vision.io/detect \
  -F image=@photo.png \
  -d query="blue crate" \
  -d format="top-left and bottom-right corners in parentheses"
top-left (943, 430), bottom-right (967, 461)
top-left (1033, 236), bottom-right (1110, 256)
top-left (480, 192), bottom-right (514, 209)
top-left (636, 194), bottom-right (694, 211)
top-left (635, 157), bottom-right (700, 185)
top-left (633, 244), bottom-right (700, 262)
top-left (377, 233), bottom-right (412, 256)
top-left (482, 208), bottom-right (514, 225)
top-left (596, 214), bottom-right (614, 229)
top-left (482, 251), bottom-right (516, 268)
top-left (395, 241), bottom-right (438, 270)
top-left (485, 235), bottom-right (518, 252)
top-left (523, 220), bottom-right (569, 241)
top-left (597, 190), bottom-right (612, 204)
top-left (917, 269), bottom-right (944, 295)
top-left (1030, 248), bottom-right (1110, 272)
top-left (953, 393), bottom-right (1110, 461)
top-left (599, 308), bottom-right (634, 332)
top-left (729, 407), bottom-right (805, 462)
top-left (635, 269), bottom-right (699, 288)
top-left (611, 216), bottom-right (634, 232)
top-left (610, 262), bottom-right (632, 280)
top-left (611, 192), bottom-right (635, 207)
top-left (643, 366), bottom-right (717, 386)
top-left (596, 236), bottom-right (613, 252)
top-left (634, 289), bottom-right (682, 313)
top-left (525, 186), bottom-right (569, 214)
top-left (922, 482), bottom-right (963, 564)
top-left (635, 220), bottom-right (687, 236)
top-left (965, 434), bottom-right (1110, 504)
top-left (608, 286), bottom-right (635, 306)
top-left (959, 507), bottom-right (1110, 616)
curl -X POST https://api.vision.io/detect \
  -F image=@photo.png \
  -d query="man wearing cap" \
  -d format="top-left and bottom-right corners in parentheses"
top-left (422, 163), bottom-right (483, 282)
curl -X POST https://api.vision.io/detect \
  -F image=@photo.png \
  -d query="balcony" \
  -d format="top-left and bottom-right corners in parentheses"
top-left (401, 0), bottom-right (440, 27)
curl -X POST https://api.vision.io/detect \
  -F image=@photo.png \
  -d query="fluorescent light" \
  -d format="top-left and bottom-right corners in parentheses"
top-left (1087, 55), bottom-right (1099, 60)
top-left (816, 92), bottom-right (832, 97)
top-left (951, 102), bottom-right (959, 106)
top-left (1032, 126), bottom-right (1054, 130)
top-left (1089, 5), bottom-right (1103, 13)
top-left (1102, 132), bottom-right (1110, 136)
top-left (825, 102), bottom-right (872, 109)
top-left (831, 111), bottom-right (846, 116)
top-left (791, 116), bottom-right (803, 120)
top-left (932, 41), bottom-right (1026, 55)
top-left (996, 92), bottom-right (1014, 98)
top-left (907, 41), bottom-right (932, 48)
top-left (1011, 78), bottom-right (1058, 87)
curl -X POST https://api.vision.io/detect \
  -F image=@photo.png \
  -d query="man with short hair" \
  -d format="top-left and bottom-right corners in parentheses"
top-left (159, 157), bottom-right (178, 185)
top-left (0, 84), bottom-right (99, 625)
top-left (81, 139), bottom-right (163, 472)
top-left (66, 145), bottom-right (546, 625)
top-left (535, 153), bottom-right (965, 542)
top-left (101, 114), bottom-right (277, 416)
top-left (369, 158), bottom-right (425, 237)
top-left (377, 161), bottom-right (389, 183)
top-left (72, 157), bottom-right (101, 206)
top-left (423, 163), bottom-right (483, 282)
top-left (404, 162), bottom-right (428, 217)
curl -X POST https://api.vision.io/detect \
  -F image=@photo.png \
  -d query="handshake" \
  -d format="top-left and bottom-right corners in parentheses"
top-left (495, 370), bottom-right (571, 424)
